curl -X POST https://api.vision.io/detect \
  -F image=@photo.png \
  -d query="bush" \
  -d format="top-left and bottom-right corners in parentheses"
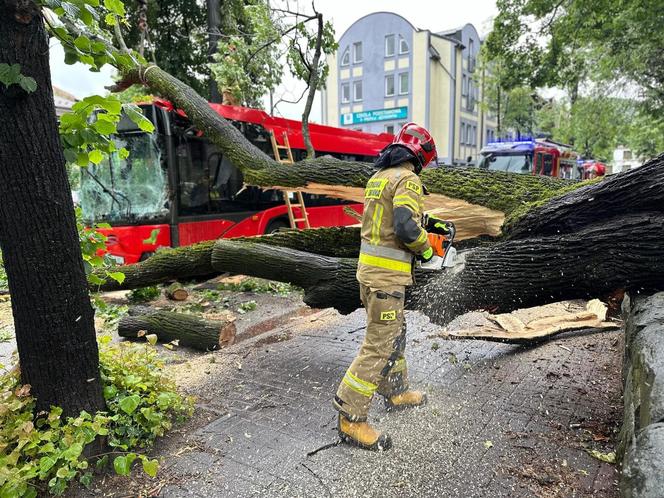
top-left (127, 286), bottom-right (161, 303)
top-left (0, 337), bottom-right (193, 496)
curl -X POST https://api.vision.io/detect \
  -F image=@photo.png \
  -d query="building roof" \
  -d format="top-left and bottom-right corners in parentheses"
top-left (53, 86), bottom-right (78, 102)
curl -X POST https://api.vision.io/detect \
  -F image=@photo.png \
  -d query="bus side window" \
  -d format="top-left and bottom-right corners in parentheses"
top-left (178, 139), bottom-right (210, 215)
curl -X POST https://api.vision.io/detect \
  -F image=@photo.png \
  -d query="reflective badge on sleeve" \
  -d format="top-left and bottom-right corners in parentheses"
top-left (380, 310), bottom-right (397, 321)
top-left (365, 178), bottom-right (389, 199)
top-left (405, 181), bottom-right (422, 195)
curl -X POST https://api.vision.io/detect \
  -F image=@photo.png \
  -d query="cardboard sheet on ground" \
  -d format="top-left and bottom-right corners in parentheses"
top-left (438, 300), bottom-right (620, 343)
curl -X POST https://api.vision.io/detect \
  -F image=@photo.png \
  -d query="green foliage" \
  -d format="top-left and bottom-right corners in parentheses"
top-left (75, 207), bottom-right (125, 287)
top-left (285, 17), bottom-right (337, 92)
top-left (237, 300), bottom-right (257, 313)
top-left (127, 286), bottom-right (160, 303)
top-left (0, 338), bottom-right (192, 496)
top-left (217, 277), bottom-right (299, 296)
top-left (121, 0), bottom-right (208, 97)
top-left (59, 95), bottom-right (153, 169)
top-left (210, 0), bottom-right (283, 107)
top-left (0, 253), bottom-right (7, 290)
top-left (0, 64), bottom-right (37, 93)
top-left (486, 0), bottom-right (664, 113)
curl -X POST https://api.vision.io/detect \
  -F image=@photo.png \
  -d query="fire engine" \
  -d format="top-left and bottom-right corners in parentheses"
top-left (79, 101), bottom-right (392, 264)
top-left (478, 138), bottom-right (603, 180)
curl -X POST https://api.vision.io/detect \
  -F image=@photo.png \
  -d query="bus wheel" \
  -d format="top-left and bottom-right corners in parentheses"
top-left (139, 251), bottom-right (155, 262)
top-left (265, 219), bottom-right (289, 234)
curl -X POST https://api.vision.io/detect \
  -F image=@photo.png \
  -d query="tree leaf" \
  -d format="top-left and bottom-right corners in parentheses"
top-left (113, 455), bottom-right (130, 475)
top-left (93, 119), bottom-right (116, 135)
top-left (119, 394), bottom-right (140, 414)
top-left (141, 457), bottom-right (159, 478)
top-left (143, 228), bottom-right (159, 244)
top-left (124, 105), bottom-right (155, 133)
top-left (107, 272), bottom-right (125, 284)
top-left (88, 149), bottom-right (104, 164)
top-left (18, 76), bottom-right (37, 93)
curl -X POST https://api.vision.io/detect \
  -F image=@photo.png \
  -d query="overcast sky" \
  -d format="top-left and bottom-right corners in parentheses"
top-left (49, 0), bottom-right (498, 120)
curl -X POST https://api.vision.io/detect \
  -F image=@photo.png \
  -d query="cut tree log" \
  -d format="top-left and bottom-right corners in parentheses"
top-left (165, 282), bottom-right (188, 301)
top-left (118, 309), bottom-right (236, 351)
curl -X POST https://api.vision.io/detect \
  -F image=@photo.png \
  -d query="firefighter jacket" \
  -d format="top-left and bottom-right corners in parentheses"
top-left (356, 161), bottom-right (431, 287)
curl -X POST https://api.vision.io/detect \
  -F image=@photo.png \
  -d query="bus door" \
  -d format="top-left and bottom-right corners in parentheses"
top-left (174, 135), bottom-right (282, 245)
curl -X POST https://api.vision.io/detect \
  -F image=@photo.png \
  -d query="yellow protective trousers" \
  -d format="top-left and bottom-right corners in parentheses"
top-left (333, 284), bottom-right (409, 421)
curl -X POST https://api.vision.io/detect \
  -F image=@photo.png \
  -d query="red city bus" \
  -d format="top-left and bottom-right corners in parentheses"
top-left (80, 101), bottom-right (392, 264)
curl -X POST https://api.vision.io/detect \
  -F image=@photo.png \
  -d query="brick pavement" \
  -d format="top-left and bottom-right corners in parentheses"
top-left (79, 306), bottom-right (622, 497)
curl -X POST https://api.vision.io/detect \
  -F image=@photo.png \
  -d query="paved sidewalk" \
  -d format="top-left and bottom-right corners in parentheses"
top-left (81, 306), bottom-right (622, 497)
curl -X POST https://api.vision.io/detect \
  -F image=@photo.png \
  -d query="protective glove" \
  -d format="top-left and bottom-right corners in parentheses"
top-left (425, 215), bottom-right (455, 236)
top-left (418, 247), bottom-right (434, 262)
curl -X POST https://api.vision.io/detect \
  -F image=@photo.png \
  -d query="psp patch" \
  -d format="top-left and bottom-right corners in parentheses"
top-left (380, 310), bottom-right (397, 321)
top-left (405, 180), bottom-right (422, 195)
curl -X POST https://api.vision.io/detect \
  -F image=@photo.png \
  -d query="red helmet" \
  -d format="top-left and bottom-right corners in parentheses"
top-left (393, 123), bottom-right (437, 170)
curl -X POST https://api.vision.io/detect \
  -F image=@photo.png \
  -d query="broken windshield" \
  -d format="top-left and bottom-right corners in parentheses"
top-left (80, 133), bottom-right (169, 224)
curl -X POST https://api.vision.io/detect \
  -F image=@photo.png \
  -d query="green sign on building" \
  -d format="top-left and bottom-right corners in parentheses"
top-left (341, 106), bottom-right (408, 126)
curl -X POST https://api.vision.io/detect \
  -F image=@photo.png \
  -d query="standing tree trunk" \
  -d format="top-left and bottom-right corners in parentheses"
top-left (206, 0), bottom-right (222, 103)
top-left (0, 4), bottom-right (105, 416)
top-left (300, 13), bottom-right (323, 159)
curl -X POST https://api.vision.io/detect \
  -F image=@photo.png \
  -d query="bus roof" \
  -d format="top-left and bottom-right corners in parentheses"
top-left (209, 103), bottom-right (393, 157)
top-left (151, 99), bottom-right (392, 158)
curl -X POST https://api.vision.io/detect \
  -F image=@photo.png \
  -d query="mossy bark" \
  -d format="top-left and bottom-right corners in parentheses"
top-left (118, 309), bottom-right (236, 350)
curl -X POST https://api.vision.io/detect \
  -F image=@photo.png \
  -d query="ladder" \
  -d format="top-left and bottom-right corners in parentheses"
top-left (269, 130), bottom-right (311, 230)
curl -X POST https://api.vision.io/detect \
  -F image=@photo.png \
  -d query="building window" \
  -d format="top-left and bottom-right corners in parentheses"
top-left (399, 72), bottom-right (409, 95)
top-left (399, 36), bottom-right (409, 54)
top-left (385, 75), bottom-right (395, 97)
top-left (468, 38), bottom-right (475, 72)
top-left (353, 42), bottom-right (362, 63)
top-left (462, 75), bottom-right (467, 96)
top-left (341, 83), bottom-right (350, 103)
top-left (385, 35), bottom-right (395, 57)
top-left (460, 123), bottom-right (466, 145)
top-left (385, 124), bottom-right (395, 134)
top-left (353, 80), bottom-right (363, 101)
top-left (340, 47), bottom-right (350, 66)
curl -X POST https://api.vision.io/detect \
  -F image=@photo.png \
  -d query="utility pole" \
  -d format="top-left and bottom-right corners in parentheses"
top-left (207, 0), bottom-right (222, 103)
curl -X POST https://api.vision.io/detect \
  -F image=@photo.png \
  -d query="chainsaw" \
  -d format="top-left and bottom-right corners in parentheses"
top-left (417, 216), bottom-right (457, 271)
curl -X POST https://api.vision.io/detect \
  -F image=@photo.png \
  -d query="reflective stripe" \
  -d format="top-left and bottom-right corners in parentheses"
top-left (342, 370), bottom-right (377, 397)
top-left (359, 253), bottom-right (412, 273)
top-left (404, 229), bottom-right (427, 249)
top-left (360, 242), bottom-right (412, 262)
top-left (393, 194), bottom-right (420, 213)
top-left (392, 358), bottom-right (407, 373)
top-left (370, 204), bottom-right (383, 245)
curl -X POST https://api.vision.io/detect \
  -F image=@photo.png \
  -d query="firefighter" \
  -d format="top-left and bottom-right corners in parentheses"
top-left (333, 123), bottom-right (453, 451)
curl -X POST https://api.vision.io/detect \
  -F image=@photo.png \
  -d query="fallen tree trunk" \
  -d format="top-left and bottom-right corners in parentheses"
top-left (209, 212), bottom-right (664, 321)
top-left (118, 309), bottom-right (236, 350)
top-left (503, 154), bottom-right (664, 238)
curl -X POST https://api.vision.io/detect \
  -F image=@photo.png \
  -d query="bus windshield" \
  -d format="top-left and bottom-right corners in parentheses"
top-left (479, 153), bottom-right (532, 174)
top-left (80, 133), bottom-right (168, 224)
